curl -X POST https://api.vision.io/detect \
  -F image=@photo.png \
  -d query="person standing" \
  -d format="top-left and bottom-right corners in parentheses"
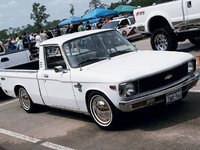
top-left (78, 22), bottom-right (85, 32)
top-left (35, 31), bottom-right (42, 48)
top-left (22, 32), bottom-right (29, 49)
top-left (55, 26), bottom-right (61, 37)
top-left (7, 38), bottom-right (16, 51)
top-left (17, 36), bottom-right (24, 50)
top-left (85, 21), bottom-right (91, 30)
top-left (40, 30), bottom-right (49, 41)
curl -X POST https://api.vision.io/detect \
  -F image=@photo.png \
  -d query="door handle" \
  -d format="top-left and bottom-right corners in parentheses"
top-left (187, 1), bottom-right (192, 8)
top-left (1, 57), bottom-right (9, 62)
top-left (44, 74), bottom-right (49, 78)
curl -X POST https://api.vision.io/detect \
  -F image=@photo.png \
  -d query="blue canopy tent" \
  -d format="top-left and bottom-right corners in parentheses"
top-left (58, 17), bottom-right (86, 26)
top-left (82, 8), bottom-right (118, 20)
top-left (113, 5), bottom-right (137, 14)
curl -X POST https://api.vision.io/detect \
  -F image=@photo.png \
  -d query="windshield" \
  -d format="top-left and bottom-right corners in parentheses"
top-left (63, 30), bottom-right (137, 68)
top-left (101, 21), bottom-right (119, 29)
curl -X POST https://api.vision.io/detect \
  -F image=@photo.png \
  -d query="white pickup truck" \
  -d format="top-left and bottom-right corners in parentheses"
top-left (0, 43), bottom-right (34, 94)
top-left (133, 0), bottom-right (200, 51)
top-left (0, 29), bottom-right (199, 130)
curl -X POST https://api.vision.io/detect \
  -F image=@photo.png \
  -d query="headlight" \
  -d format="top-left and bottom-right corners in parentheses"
top-left (188, 60), bottom-right (195, 73)
top-left (119, 82), bottom-right (138, 98)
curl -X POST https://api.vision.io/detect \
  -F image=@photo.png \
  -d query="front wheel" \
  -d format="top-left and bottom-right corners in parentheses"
top-left (151, 28), bottom-right (178, 51)
top-left (87, 92), bottom-right (121, 130)
top-left (18, 87), bottom-right (36, 113)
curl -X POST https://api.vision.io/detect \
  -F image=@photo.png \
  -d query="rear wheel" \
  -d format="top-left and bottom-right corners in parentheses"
top-left (189, 34), bottom-right (200, 45)
top-left (87, 91), bottom-right (121, 130)
top-left (151, 27), bottom-right (178, 51)
top-left (18, 87), bottom-right (36, 113)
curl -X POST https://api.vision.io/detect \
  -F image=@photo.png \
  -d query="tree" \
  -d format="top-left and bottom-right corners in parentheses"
top-left (122, 0), bottom-right (129, 4)
top-left (89, 0), bottom-right (102, 9)
top-left (0, 29), bottom-right (9, 42)
top-left (70, 4), bottom-right (75, 16)
top-left (30, 3), bottom-right (50, 30)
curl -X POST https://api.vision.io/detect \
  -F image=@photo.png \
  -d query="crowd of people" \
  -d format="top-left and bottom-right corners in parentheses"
top-left (0, 30), bottom-right (53, 54)
top-left (0, 17), bottom-right (112, 54)
top-left (62, 17), bottom-right (111, 34)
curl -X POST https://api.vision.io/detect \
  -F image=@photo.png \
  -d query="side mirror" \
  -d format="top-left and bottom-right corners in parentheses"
top-left (54, 66), bottom-right (63, 73)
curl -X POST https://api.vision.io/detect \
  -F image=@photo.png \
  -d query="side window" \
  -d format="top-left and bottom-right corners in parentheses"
top-left (119, 19), bottom-right (129, 28)
top-left (44, 46), bottom-right (66, 69)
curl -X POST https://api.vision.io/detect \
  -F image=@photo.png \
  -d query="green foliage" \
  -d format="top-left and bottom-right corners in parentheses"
top-left (30, 3), bottom-right (50, 31)
top-left (89, 0), bottom-right (102, 9)
top-left (0, 30), bottom-right (9, 42)
top-left (108, 0), bottom-right (170, 9)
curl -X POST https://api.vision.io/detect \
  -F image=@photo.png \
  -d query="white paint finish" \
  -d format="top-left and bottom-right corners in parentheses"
top-left (133, 0), bottom-right (200, 32)
top-left (82, 51), bottom-right (193, 82)
top-left (0, 49), bottom-right (32, 69)
top-left (189, 89), bottom-right (200, 93)
top-left (0, 128), bottom-right (41, 143)
top-left (41, 142), bottom-right (75, 150)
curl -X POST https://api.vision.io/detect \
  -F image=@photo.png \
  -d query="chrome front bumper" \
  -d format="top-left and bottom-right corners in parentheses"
top-left (119, 73), bottom-right (199, 112)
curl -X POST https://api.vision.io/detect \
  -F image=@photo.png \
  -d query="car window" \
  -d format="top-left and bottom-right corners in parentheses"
top-left (119, 19), bottom-right (129, 28)
top-left (63, 31), bottom-right (137, 68)
top-left (44, 46), bottom-right (66, 69)
top-left (101, 21), bottom-right (119, 29)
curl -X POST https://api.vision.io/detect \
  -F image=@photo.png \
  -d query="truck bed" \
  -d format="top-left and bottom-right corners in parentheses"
top-left (8, 60), bottom-right (39, 70)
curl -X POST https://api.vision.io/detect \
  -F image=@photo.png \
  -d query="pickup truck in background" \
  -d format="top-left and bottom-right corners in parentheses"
top-left (0, 43), bottom-right (33, 69)
top-left (0, 29), bottom-right (199, 130)
top-left (0, 43), bottom-right (35, 95)
top-left (101, 17), bottom-right (142, 40)
top-left (133, 0), bottom-right (200, 51)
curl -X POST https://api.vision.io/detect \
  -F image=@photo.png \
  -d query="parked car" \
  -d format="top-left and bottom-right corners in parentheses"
top-left (0, 29), bottom-right (199, 130)
top-left (133, 0), bottom-right (200, 51)
top-left (101, 17), bottom-right (142, 40)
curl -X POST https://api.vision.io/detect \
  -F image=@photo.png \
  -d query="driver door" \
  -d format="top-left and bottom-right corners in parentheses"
top-left (38, 45), bottom-right (78, 110)
top-left (183, 0), bottom-right (200, 24)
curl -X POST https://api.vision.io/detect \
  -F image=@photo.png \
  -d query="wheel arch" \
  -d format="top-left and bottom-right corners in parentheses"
top-left (85, 90), bottom-right (107, 109)
top-left (14, 85), bottom-right (24, 97)
top-left (148, 16), bottom-right (171, 33)
top-left (85, 89), bottom-right (119, 112)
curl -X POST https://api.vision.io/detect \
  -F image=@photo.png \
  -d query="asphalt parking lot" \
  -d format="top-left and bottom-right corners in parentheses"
top-left (0, 38), bottom-right (200, 150)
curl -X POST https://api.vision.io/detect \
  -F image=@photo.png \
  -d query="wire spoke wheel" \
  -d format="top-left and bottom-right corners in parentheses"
top-left (19, 87), bottom-right (35, 113)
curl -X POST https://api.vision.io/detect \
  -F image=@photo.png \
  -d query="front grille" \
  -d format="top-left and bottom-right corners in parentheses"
top-left (139, 63), bottom-right (188, 93)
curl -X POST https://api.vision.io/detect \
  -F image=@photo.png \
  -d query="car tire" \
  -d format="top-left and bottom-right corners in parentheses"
top-left (188, 34), bottom-right (200, 45)
top-left (87, 91), bottom-right (122, 130)
top-left (18, 87), bottom-right (36, 113)
top-left (151, 27), bottom-right (178, 51)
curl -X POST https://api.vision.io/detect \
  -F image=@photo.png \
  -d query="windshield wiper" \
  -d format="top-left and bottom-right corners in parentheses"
top-left (78, 57), bottom-right (107, 66)
top-left (109, 50), bottom-right (132, 57)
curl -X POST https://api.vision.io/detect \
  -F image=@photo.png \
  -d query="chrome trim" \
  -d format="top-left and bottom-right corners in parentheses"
top-left (119, 73), bottom-right (199, 112)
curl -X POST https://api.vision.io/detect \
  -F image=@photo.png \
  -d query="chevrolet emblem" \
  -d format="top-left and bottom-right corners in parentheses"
top-left (165, 74), bottom-right (173, 80)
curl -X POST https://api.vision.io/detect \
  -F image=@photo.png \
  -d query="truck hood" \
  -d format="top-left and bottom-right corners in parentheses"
top-left (78, 51), bottom-right (193, 83)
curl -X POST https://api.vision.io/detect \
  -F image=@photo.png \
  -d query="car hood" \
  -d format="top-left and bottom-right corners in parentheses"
top-left (75, 51), bottom-right (193, 83)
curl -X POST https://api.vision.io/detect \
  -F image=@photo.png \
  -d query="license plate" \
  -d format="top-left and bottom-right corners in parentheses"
top-left (166, 89), bottom-right (182, 105)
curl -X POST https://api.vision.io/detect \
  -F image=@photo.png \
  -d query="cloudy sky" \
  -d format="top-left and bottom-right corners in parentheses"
top-left (0, 0), bottom-right (121, 30)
